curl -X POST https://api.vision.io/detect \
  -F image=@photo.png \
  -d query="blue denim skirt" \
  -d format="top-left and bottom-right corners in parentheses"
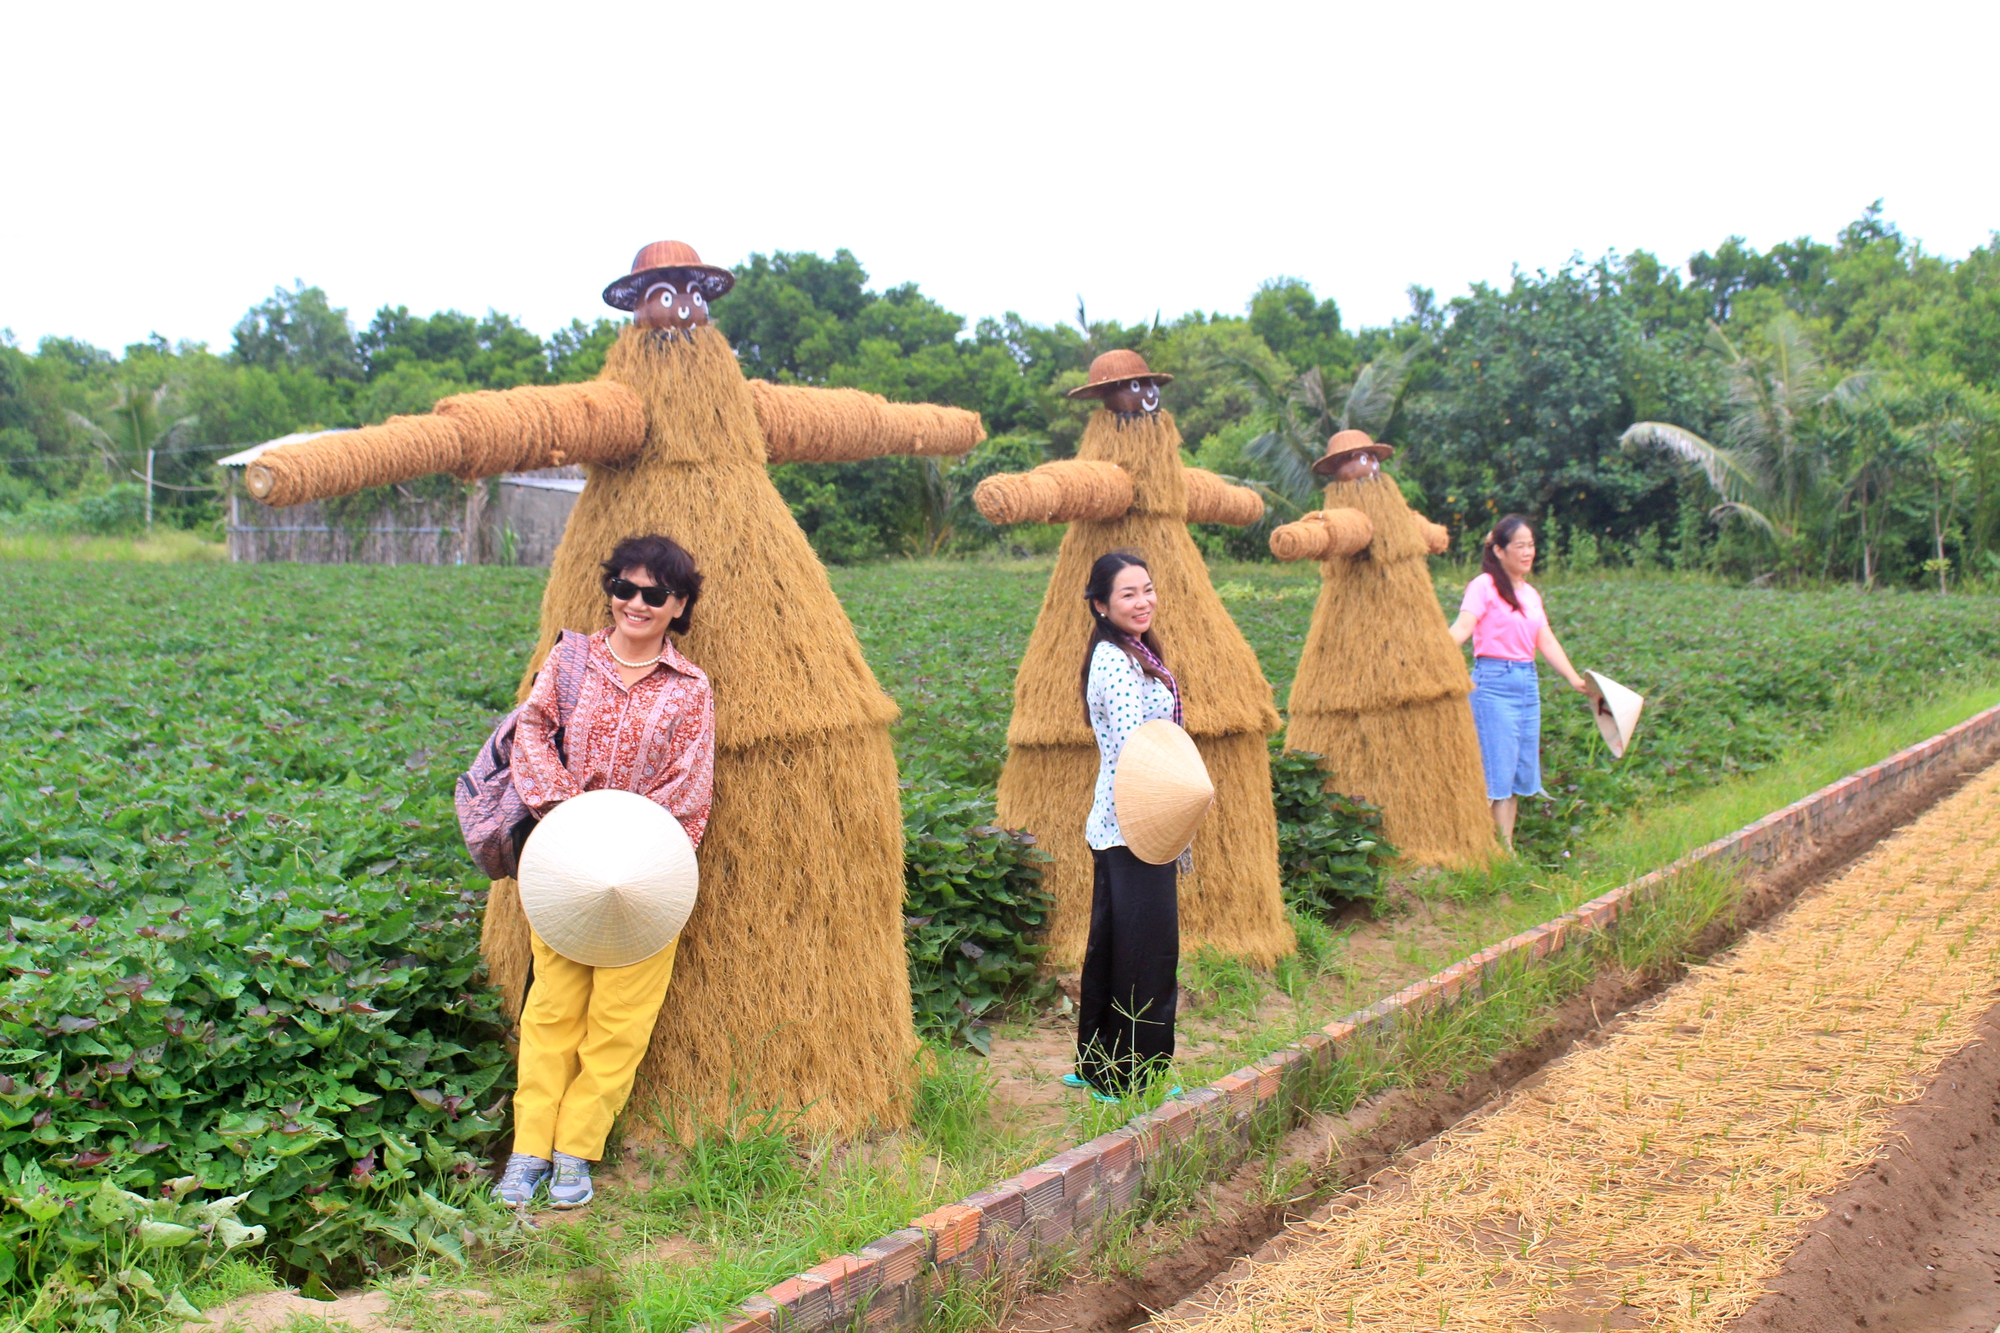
top-left (1468, 657), bottom-right (1545, 800)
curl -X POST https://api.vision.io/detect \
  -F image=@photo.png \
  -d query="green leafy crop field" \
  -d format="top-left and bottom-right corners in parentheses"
top-left (847, 560), bottom-right (2000, 860)
top-left (3, 559), bottom-right (1998, 1316)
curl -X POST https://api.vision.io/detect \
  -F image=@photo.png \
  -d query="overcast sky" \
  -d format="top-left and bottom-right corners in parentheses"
top-left (5, 1), bottom-right (1995, 355)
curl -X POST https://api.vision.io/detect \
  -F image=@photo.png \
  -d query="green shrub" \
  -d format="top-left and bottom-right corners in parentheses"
top-left (0, 485), bottom-right (151, 537)
top-left (1268, 740), bottom-right (1395, 915)
top-left (902, 785), bottom-right (1054, 1053)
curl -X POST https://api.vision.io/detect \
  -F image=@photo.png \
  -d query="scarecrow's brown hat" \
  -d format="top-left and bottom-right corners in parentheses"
top-left (1309, 428), bottom-right (1396, 477)
top-left (603, 240), bottom-right (736, 310)
top-left (1067, 349), bottom-right (1174, 400)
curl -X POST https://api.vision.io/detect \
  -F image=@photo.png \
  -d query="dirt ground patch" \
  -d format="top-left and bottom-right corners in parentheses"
top-left (994, 734), bottom-right (2000, 1333)
top-left (1731, 1004), bottom-right (2000, 1332)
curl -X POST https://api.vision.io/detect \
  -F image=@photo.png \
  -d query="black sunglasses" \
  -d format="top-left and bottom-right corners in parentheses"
top-left (608, 577), bottom-right (680, 608)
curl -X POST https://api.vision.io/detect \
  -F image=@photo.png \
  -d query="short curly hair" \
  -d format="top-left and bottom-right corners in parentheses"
top-left (600, 533), bottom-right (704, 635)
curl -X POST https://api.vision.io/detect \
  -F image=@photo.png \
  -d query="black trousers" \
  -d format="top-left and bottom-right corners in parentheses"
top-left (1075, 845), bottom-right (1179, 1094)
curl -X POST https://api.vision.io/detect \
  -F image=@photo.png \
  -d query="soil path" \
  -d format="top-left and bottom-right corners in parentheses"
top-left (1140, 758), bottom-right (2000, 1331)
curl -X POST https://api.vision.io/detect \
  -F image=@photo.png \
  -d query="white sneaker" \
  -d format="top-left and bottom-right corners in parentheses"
top-left (493, 1153), bottom-right (550, 1206)
top-left (549, 1151), bottom-right (594, 1209)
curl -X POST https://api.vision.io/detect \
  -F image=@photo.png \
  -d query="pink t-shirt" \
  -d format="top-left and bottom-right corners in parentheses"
top-left (1460, 572), bottom-right (1546, 661)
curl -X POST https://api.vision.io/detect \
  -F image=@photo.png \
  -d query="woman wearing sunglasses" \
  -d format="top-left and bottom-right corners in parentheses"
top-left (493, 533), bottom-right (715, 1210)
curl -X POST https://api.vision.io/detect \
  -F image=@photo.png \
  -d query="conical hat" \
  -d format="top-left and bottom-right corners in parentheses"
top-left (1584, 671), bottom-right (1645, 760)
top-left (1114, 720), bottom-right (1216, 865)
top-left (517, 788), bottom-right (700, 967)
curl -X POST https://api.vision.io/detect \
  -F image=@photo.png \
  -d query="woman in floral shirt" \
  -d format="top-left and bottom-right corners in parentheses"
top-left (494, 534), bottom-right (714, 1210)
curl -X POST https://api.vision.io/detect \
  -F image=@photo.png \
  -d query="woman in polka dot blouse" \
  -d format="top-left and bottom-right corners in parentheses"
top-left (1064, 549), bottom-right (1183, 1100)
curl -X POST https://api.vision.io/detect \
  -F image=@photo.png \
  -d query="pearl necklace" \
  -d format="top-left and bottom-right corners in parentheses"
top-left (607, 641), bottom-right (666, 669)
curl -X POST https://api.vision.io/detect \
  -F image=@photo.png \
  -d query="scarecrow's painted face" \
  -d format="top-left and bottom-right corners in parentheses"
top-left (1102, 377), bottom-right (1163, 415)
top-left (635, 279), bottom-right (711, 332)
top-left (1326, 451), bottom-right (1381, 483)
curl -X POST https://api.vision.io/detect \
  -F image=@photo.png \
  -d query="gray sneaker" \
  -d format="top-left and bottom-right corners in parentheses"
top-left (493, 1152), bottom-right (550, 1206)
top-left (549, 1151), bottom-right (594, 1209)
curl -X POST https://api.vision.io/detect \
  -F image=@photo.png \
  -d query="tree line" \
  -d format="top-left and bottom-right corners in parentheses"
top-left (2, 203), bottom-right (1995, 587)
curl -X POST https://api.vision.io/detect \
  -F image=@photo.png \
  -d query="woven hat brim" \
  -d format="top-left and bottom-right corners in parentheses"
top-left (517, 789), bottom-right (700, 967)
top-left (603, 265), bottom-right (736, 311)
top-left (1584, 671), bottom-right (1645, 760)
top-left (1114, 720), bottom-right (1215, 865)
top-left (1310, 442), bottom-right (1395, 476)
top-left (1067, 371), bottom-right (1174, 401)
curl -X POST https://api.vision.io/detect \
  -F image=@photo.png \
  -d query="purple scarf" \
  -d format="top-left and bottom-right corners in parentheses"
top-left (1126, 636), bottom-right (1183, 727)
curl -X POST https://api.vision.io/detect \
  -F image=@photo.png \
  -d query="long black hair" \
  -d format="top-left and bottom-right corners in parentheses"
top-left (1079, 549), bottom-right (1172, 721)
top-left (1481, 514), bottom-right (1532, 614)
top-left (600, 533), bottom-right (704, 635)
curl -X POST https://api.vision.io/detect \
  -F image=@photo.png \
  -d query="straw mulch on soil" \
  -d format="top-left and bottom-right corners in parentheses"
top-left (992, 408), bottom-right (1292, 968)
top-left (1158, 757), bottom-right (2000, 1332)
top-left (1280, 476), bottom-right (1495, 867)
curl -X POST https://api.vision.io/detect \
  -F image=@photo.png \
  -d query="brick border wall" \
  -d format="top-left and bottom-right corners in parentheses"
top-left (704, 701), bottom-right (2000, 1333)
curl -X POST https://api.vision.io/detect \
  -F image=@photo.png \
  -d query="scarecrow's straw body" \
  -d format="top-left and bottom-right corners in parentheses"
top-left (487, 325), bottom-right (916, 1135)
top-left (996, 409), bottom-right (1291, 968)
top-left (1282, 478), bottom-right (1494, 867)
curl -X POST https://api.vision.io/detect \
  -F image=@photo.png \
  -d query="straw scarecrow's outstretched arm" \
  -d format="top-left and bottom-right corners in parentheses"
top-left (1268, 508), bottom-right (1375, 562)
top-left (1415, 515), bottom-right (1451, 555)
top-left (973, 461), bottom-right (1135, 525)
top-left (244, 382), bottom-right (649, 506)
top-left (1182, 468), bottom-right (1266, 526)
top-left (244, 379), bottom-right (988, 508)
top-left (746, 381), bottom-right (985, 463)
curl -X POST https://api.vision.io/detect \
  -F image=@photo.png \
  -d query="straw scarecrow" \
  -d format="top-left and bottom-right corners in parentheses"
top-left (1266, 430), bottom-right (1495, 867)
top-left (973, 350), bottom-right (1291, 968)
top-left (244, 241), bottom-right (987, 1135)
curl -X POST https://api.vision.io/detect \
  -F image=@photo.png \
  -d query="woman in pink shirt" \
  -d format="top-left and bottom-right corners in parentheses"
top-left (1447, 515), bottom-right (1586, 850)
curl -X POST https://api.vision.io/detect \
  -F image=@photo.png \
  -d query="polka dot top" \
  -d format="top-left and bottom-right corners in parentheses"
top-left (1085, 639), bottom-right (1180, 850)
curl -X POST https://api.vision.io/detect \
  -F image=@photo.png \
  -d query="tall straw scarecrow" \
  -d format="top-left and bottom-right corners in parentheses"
top-left (1266, 430), bottom-right (1495, 867)
top-left (243, 241), bottom-right (987, 1135)
top-left (972, 350), bottom-right (1292, 968)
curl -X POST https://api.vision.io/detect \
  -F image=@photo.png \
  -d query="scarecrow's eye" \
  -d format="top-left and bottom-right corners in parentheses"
top-left (693, 292), bottom-right (706, 308)
top-left (1130, 380), bottom-right (1142, 391)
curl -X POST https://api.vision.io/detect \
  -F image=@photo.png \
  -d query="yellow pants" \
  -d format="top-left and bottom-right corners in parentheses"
top-left (512, 931), bottom-right (677, 1162)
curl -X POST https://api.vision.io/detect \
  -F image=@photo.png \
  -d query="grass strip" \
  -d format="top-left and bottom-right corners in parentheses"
top-left (0, 530), bottom-right (225, 561)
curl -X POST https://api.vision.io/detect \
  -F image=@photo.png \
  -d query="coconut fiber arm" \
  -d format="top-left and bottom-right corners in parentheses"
top-left (748, 380), bottom-right (985, 464)
top-left (1268, 508), bottom-right (1375, 562)
top-left (1183, 468), bottom-right (1265, 526)
top-left (1416, 515), bottom-right (1451, 555)
top-left (242, 382), bottom-right (648, 506)
top-left (972, 460), bottom-right (1134, 525)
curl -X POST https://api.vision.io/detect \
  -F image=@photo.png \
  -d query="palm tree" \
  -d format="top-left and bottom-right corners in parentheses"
top-left (66, 381), bottom-right (200, 528)
top-left (1235, 341), bottom-right (1425, 507)
top-left (1622, 316), bottom-right (1867, 542)
top-left (1827, 391), bottom-right (1913, 589)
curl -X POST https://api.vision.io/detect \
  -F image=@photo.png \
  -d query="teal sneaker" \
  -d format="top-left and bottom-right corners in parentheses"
top-left (1060, 1073), bottom-right (1090, 1089)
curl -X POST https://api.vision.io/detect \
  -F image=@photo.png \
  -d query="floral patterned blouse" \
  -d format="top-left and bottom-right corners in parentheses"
top-left (512, 629), bottom-right (715, 848)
